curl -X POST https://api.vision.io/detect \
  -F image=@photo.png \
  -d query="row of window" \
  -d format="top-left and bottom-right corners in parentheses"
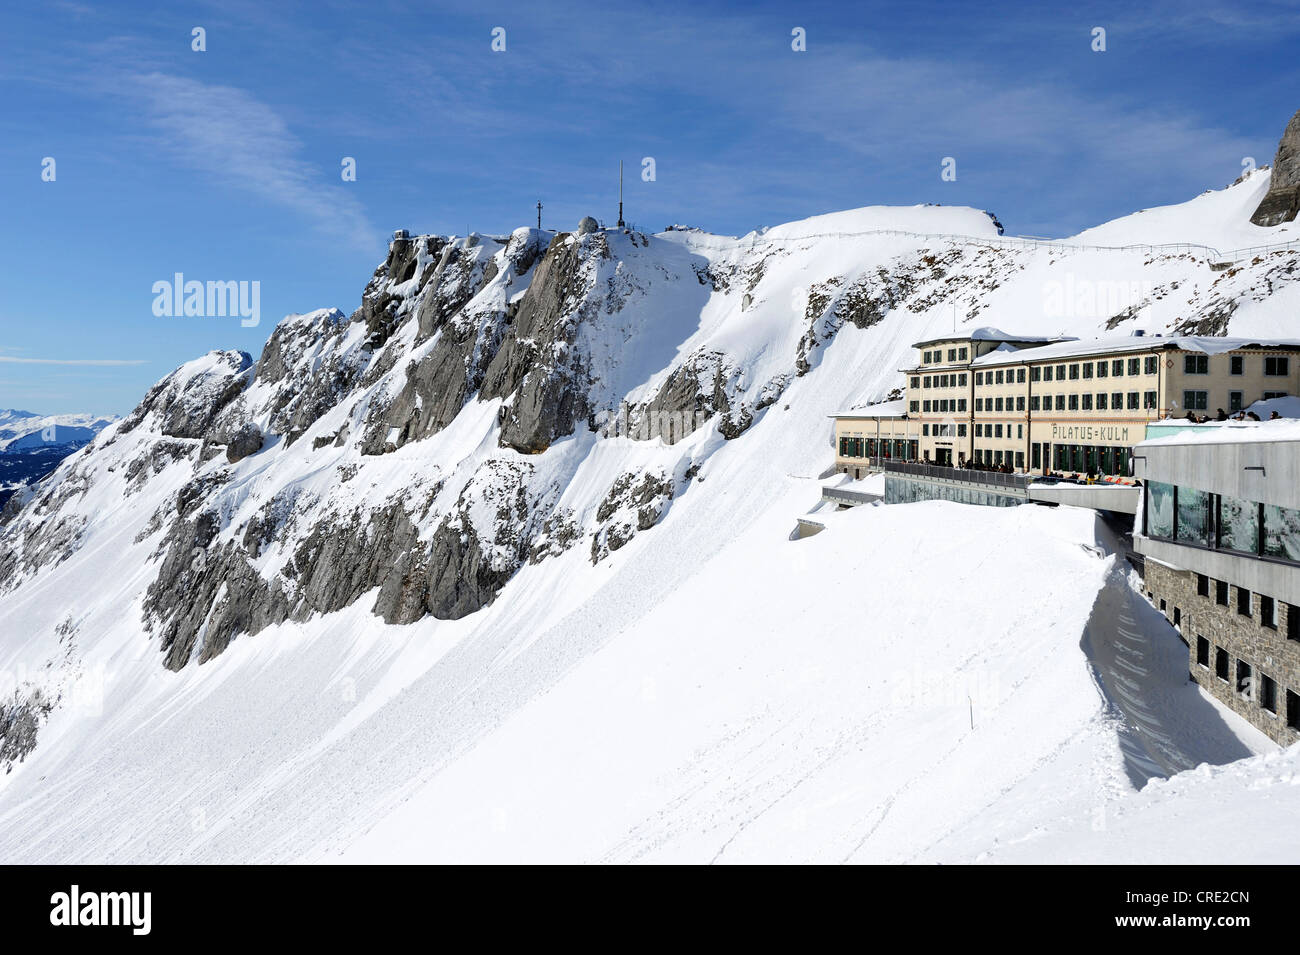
top-left (973, 448), bottom-right (1025, 468)
top-left (921, 347), bottom-right (970, 364)
top-left (837, 437), bottom-right (918, 459)
top-left (1194, 573), bottom-right (1300, 637)
top-left (970, 391), bottom-right (1159, 413)
top-left (1186, 354), bottom-right (1292, 377)
top-left (1194, 636), bottom-right (1295, 726)
top-left (915, 398), bottom-right (968, 413)
top-left (975, 368), bottom-right (1027, 386)
top-left (1048, 443), bottom-right (1134, 476)
top-left (921, 423), bottom-right (965, 437)
top-left (974, 423), bottom-right (1024, 440)
top-left (1146, 482), bottom-right (1300, 563)
top-left (915, 373), bottom-right (969, 389)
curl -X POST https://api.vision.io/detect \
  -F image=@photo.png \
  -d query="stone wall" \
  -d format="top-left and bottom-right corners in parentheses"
top-left (1144, 558), bottom-right (1300, 744)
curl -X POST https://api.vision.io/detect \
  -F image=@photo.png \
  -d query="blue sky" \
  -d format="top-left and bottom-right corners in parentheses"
top-left (2, 0), bottom-right (1299, 415)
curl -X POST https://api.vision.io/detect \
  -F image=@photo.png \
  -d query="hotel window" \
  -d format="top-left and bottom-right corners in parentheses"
top-left (1043, 366), bottom-right (1053, 382)
top-left (1182, 390), bottom-right (1208, 411)
top-left (1112, 391), bottom-right (1123, 409)
top-left (923, 351), bottom-right (932, 363)
top-left (1030, 396), bottom-right (1041, 411)
top-left (1262, 596), bottom-right (1277, 630)
top-left (1261, 674), bottom-right (1278, 714)
top-left (1143, 391), bottom-right (1157, 410)
top-left (975, 398), bottom-right (983, 411)
top-left (1031, 366), bottom-right (1042, 382)
top-left (1082, 394), bottom-right (1093, 411)
top-left (1096, 361), bottom-right (1108, 378)
top-left (957, 424), bottom-right (967, 437)
top-left (1216, 579), bottom-right (1229, 606)
top-left (1112, 359), bottom-right (1124, 376)
top-left (939, 375), bottom-right (948, 388)
top-left (1016, 396), bottom-right (1025, 411)
top-left (1056, 364), bottom-right (1067, 380)
top-left (1055, 395), bottom-right (1065, 411)
top-left (909, 401), bottom-right (919, 412)
top-left (1230, 391), bottom-right (1243, 412)
top-left (1017, 424), bottom-right (1023, 439)
top-left (1127, 358), bottom-right (1141, 376)
top-left (1289, 605), bottom-right (1300, 642)
top-left (959, 347), bottom-right (968, 360)
top-left (1184, 354), bottom-right (1208, 375)
top-left (922, 424), bottom-right (930, 436)
top-left (911, 377), bottom-right (920, 388)
top-left (1127, 392), bottom-right (1140, 410)
top-left (1096, 393), bottom-right (1108, 410)
top-left (995, 397), bottom-right (1004, 411)
top-left (1069, 364), bottom-right (1080, 380)
top-left (1215, 647), bottom-right (1229, 682)
top-left (1237, 586), bottom-right (1252, 617)
top-left (1265, 356), bottom-right (1290, 376)
top-left (1017, 368), bottom-right (1026, 383)
top-left (1196, 574), bottom-right (1209, 597)
top-left (1265, 391), bottom-right (1287, 400)
top-left (1144, 356), bottom-right (1159, 375)
top-left (1230, 355), bottom-right (1244, 376)
top-left (948, 348), bottom-right (957, 362)
top-left (996, 370), bottom-right (1005, 384)
top-left (1237, 660), bottom-right (1253, 699)
top-left (995, 424), bottom-right (1003, 438)
top-left (923, 400), bottom-right (931, 412)
top-left (958, 399), bottom-right (967, 411)
top-left (959, 374), bottom-right (967, 386)
top-left (1068, 394), bottom-right (1079, 411)
top-left (975, 424), bottom-right (983, 437)
top-left (1082, 363), bottom-right (1093, 379)
top-left (976, 372), bottom-right (983, 385)
top-left (1196, 636), bottom-right (1209, 667)
top-left (924, 376), bottom-right (932, 388)
top-left (1015, 451), bottom-right (1024, 468)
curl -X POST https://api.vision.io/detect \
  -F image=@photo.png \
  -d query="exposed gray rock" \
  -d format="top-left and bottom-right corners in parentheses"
top-left (1251, 110), bottom-right (1300, 227)
top-left (225, 423), bottom-right (263, 463)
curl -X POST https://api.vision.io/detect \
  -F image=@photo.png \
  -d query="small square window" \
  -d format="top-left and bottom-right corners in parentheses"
top-left (1196, 574), bottom-right (1209, 597)
top-left (1196, 635), bottom-right (1209, 667)
top-left (1238, 587), bottom-right (1252, 617)
top-left (1215, 647), bottom-right (1229, 682)
top-left (1215, 579), bottom-right (1229, 606)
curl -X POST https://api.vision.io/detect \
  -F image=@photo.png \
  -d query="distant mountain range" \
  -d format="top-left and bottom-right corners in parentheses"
top-left (0, 409), bottom-right (118, 509)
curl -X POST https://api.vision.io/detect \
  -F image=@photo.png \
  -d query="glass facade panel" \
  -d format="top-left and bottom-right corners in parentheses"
top-left (1218, 495), bottom-right (1258, 555)
top-left (1177, 487), bottom-right (1212, 546)
top-left (1263, 504), bottom-right (1300, 562)
top-left (1146, 481), bottom-right (1175, 539)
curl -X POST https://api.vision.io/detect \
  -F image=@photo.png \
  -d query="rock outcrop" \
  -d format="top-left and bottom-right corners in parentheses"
top-left (1251, 110), bottom-right (1300, 227)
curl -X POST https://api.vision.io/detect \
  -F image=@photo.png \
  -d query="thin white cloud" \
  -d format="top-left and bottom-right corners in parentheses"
top-left (129, 72), bottom-right (379, 251)
top-left (0, 357), bottom-right (147, 366)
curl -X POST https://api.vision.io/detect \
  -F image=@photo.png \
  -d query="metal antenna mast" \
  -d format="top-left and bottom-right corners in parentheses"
top-left (537, 200), bottom-right (542, 230)
top-left (617, 161), bottom-right (625, 229)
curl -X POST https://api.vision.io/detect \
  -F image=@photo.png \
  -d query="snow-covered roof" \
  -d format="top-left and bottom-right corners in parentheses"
top-left (1139, 418), bottom-right (1300, 448)
top-left (911, 326), bottom-right (1063, 348)
top-left (829, 399), bottom-right (907, 419)
top-left (972, 335), bottom-right (1300, 367)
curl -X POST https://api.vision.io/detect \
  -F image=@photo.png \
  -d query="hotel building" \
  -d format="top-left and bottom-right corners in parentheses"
top-left (833, 330), bottom-right (1300, 479)
top-left (1134, 425), bottom-right (1300, 744)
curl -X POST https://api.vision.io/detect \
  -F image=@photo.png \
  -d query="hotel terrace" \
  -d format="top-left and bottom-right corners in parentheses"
top-left (832, 329), bottom-right (1300, 480)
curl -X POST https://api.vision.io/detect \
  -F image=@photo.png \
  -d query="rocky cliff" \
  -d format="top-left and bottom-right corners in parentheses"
top-left (1251, 109), bottom-right (1300, 227)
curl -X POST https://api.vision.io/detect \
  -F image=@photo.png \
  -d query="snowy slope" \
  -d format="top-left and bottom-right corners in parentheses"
top-left (1, 178), bottom-right (1298, 863)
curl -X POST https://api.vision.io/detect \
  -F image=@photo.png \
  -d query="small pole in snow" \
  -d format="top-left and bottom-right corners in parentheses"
top-left (969, 695), bottom-right (974, 730)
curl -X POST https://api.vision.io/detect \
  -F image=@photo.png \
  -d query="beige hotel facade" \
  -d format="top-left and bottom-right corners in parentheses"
top-left (833, 329), bottom-right (1300, 479)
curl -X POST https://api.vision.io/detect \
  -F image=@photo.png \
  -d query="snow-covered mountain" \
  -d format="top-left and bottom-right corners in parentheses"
top-left (0, 409), bottom-right (117, 451)
top-left (1, 169), bottom-right (1298, 862)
